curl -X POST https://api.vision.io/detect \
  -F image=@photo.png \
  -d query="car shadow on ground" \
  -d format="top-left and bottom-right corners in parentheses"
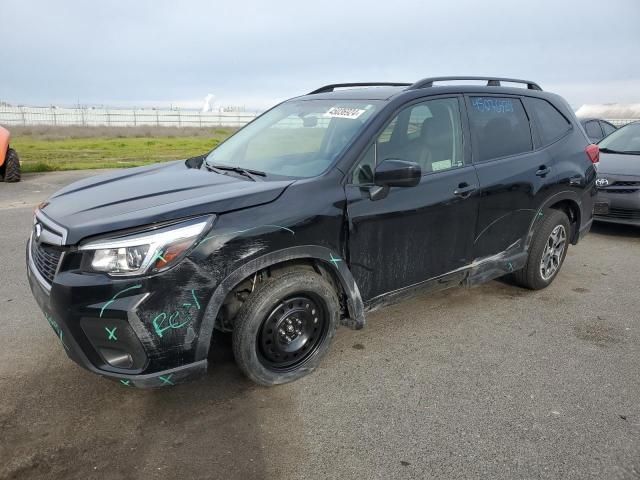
top-left (590, 221), bottom-right (640, 238)
top-left (1, 330), bottom-right (304, 480)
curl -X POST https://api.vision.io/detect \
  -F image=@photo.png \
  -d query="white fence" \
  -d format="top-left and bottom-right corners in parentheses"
top-left (605, 119), bottom-right (636, 127)
top-left (0, 105), bottom-right (636, 130)
top-left (0, 106), bottom-right (259, 128)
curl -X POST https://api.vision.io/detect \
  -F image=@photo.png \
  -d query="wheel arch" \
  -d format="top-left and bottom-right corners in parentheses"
top-left (546, 197), bottom-right (581, 244)
top-left (527, 190), bottom-right (583, 248)
top-left (194, 246), bottom-right (365, 361)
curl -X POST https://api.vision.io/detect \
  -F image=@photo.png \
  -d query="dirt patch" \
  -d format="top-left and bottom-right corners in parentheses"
top-left (574, 317), bottom-right (624, 347)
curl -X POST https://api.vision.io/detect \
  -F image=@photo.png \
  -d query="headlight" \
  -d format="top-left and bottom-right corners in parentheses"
top-left (79, 216), bottom-right (213, 276)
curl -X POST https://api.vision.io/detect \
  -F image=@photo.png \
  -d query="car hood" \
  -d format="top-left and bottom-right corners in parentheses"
top-left (40, 160), bottom-right (295, 245)
top-left (598, 153), bottom-right (640, 176)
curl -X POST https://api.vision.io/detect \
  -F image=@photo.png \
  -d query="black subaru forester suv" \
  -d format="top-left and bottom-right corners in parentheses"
top-left (27, 76), bottom-right (598, 388)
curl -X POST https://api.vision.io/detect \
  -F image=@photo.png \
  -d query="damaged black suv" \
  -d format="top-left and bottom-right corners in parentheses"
top-left (27, 76), bottom-right (598, 388)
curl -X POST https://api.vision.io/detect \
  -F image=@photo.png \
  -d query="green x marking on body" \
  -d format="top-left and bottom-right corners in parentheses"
top-left (120, 379), bottom-right (131, 386)
top-left (105, 326), bottom-right (118, 341)
top-left (158, 374), bottom-right (174, 386)
top-left (329, 253), bottom-right (342, 267)
top-left (151, 249), bottom-right (166, 264)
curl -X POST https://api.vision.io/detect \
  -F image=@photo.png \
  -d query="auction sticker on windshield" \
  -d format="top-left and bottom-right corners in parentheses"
top-left (325, 107), bottom-right (366, 119)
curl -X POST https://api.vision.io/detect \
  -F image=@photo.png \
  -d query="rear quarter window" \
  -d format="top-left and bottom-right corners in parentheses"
top-left (601, 121), bottom-right (616, 137)
top-left (526, 97), bottom-right (571, 146)
top-left (584, 121), bottom-right (603, 140)
top-left (468, 96), bottom-right (533, 162)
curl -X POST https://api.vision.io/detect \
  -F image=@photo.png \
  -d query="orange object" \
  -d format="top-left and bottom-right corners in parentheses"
top-left (0, 126), bottom-right (10, 167)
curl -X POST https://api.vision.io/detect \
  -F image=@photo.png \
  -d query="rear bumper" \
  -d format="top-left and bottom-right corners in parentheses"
top-left (26, 238), bottom-right (212, 388)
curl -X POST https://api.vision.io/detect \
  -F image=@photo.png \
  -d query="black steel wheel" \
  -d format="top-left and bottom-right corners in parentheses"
top-left (232, 269), bottom-right (340, 386)
top-left (257, 294), bottom-right (329, 371)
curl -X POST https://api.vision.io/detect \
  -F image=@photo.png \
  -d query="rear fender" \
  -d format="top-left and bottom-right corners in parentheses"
top-left (526, 190), bottom-right (583, 248)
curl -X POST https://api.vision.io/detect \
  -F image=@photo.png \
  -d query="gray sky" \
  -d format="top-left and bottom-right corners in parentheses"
top-left (1, 0), bottom-right (639, 110)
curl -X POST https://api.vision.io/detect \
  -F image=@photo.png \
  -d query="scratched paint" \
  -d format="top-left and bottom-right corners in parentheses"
top-left (197, 224), bottom-right (294, 247)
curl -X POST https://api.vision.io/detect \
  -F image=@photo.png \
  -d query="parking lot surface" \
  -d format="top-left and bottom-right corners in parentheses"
top-left (1, 171), bottom-right (639, 480)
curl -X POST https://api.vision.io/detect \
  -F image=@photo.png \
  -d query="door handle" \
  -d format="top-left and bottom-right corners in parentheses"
top-left (453, 182), bottom-right (476, 199)
top-left (536, 166), bottom-right (551, 177)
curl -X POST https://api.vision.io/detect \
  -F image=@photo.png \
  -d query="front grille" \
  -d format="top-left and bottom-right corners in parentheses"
top-left (606, 189), bottom-right (638, 194)
top-left (30, 239), bottom-right (63, 285)
top-left (600, 180), bottom-right (640, 194)
top-left (599, 207), bottom-right (640, 220)
top-left (612, 181), bottom-right (640, 187)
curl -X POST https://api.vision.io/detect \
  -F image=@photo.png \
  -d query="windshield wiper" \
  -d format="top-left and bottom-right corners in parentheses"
top-left (206, 163), bottom-right (266, 181)
top-left (598, 147), bottom-right (640, 155)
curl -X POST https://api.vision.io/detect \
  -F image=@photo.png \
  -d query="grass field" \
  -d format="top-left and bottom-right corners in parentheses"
top-left (10, 126), bottom-right (236, 173)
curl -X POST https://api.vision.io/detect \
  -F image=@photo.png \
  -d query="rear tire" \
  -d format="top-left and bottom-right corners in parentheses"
top-left (232, 269), bottom-right (340, 386)
top-left (3, 148), bottom-right (21, 183)
top-left (514, 209), bottom-right (570, 290)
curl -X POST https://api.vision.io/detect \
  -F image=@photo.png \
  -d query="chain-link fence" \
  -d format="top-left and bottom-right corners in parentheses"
top-left (0, 105), bottom-right (259, 128)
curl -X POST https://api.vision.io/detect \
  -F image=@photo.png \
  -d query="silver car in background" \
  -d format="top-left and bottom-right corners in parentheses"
top-left (594, 122), bottom-right (640, 226)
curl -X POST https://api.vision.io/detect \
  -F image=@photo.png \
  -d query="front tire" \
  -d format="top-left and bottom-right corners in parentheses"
top-left (514, 209), bottom-right (570, 290)
top-left (232, 269), bottom-right (340, 386)
top-left (2, 148), bottom-right (21, 183)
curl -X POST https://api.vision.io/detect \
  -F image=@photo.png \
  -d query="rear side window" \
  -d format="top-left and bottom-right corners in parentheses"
top-left (601, 122), bottom-right (616, 136)
top-left (584, 121), bottom-right (602, 140)
top-left (527, 98), bottom-right (571, 145)
top-left (468, 97), bottom-right (532, 162)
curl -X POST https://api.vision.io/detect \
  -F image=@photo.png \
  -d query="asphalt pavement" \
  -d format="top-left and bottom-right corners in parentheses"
top-left (1, 170), bottom-right (639, 480)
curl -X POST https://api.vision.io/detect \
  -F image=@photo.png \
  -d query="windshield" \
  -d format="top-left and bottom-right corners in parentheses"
top-left (205, 99), bottom-right (381, 177)
top-left (599, 122), bottom-right (640, 153)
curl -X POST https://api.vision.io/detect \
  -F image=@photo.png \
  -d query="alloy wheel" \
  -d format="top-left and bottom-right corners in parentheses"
top-left (539, 224), bottom-right (567, 280)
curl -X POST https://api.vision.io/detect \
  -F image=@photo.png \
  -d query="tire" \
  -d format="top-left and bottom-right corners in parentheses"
top-left (232, 269), bottom-right (340, 386)
top-left (513, 209), bottom-right (570, 290)
top-left (3, 148), bottom-right (21, 183)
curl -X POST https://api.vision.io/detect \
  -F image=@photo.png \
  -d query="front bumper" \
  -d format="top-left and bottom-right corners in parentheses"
top-left (593, 189), bottom-right (640, 227)
top-left (26, 237), bottom-right (212, 388)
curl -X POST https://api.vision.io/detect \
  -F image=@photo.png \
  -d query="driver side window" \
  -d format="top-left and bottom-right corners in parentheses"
top-left (351, 97), bottom-right (463, 184)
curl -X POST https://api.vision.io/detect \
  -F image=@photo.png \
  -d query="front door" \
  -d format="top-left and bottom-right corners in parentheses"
top-left (345, 96), bottom-right (480, 302)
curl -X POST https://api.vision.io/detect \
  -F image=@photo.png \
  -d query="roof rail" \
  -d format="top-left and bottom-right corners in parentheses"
top-left (407, 76), bottom-right (542, 91)
top-left (308, 82), bottom-right (411, 95)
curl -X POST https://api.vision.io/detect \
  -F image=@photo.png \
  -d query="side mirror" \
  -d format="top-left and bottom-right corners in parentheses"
top-left (374, 159), bottom-right (421, 188)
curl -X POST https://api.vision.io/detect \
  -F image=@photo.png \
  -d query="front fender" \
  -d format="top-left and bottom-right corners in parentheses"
top-left (194, 245), bottom-right (365, 361)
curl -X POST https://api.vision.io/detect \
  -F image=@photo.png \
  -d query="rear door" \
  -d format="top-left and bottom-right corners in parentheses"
top-left (466, 94), bottom-right (553, 259)
top-left (345, 96), bottom-right (480, 301)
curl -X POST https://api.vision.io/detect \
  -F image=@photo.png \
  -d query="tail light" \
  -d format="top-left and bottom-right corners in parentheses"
top-left (585, 144), bottom-right (599, 164)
